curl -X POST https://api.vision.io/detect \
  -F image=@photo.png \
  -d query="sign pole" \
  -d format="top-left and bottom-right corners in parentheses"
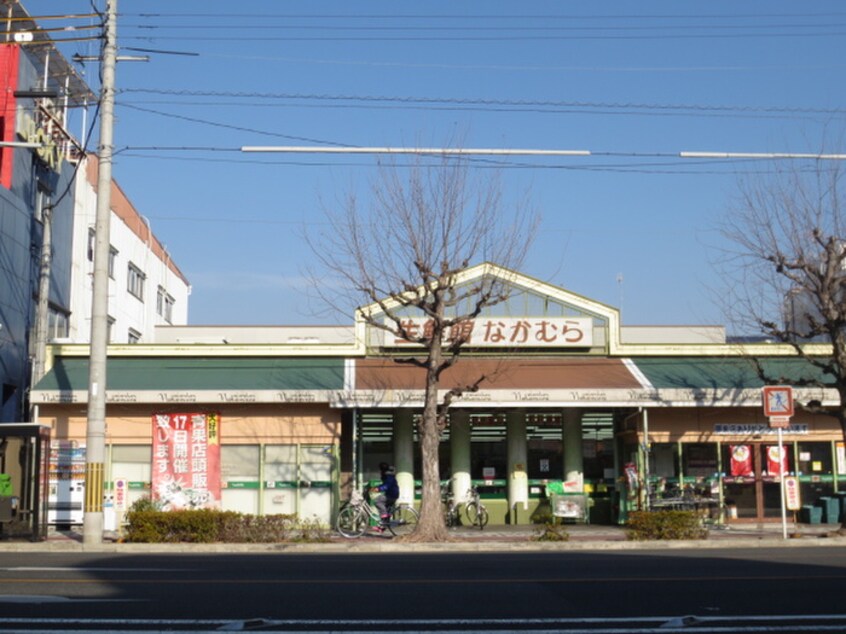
top-left (762, 386), bottom-right (794, 541)
top-left (778, 427), bottom-right (787, 540)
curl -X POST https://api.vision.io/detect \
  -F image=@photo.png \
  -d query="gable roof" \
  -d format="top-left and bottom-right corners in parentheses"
top-left (355, 262), bottom-right (623, 352)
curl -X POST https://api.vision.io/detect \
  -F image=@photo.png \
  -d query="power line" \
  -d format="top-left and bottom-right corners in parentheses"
top-left (116, 103), bottom-right (357, 147)
top-left (123, 12), bottom-right (846, 20)
top-left (117, 98), bottom-right (814, 120)
top-left (117, 88), bottom-right (846, 117)
top-left (119, 31), bottom-right (846, 42)
top-left (117, 22), bottom-right (846, 33)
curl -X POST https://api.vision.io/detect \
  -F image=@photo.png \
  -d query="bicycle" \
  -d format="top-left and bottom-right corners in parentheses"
top-left (464, 485), bottom-right (489, 529)
top-left (336, 489), bottom-right (419, 538)
top-left (442, 484), bottom-right (489, 530)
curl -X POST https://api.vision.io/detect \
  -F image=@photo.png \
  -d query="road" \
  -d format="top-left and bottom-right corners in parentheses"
top-left (1, 546), bottom-right (845, 631)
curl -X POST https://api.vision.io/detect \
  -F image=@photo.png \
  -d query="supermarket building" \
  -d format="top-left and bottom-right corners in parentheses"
top-left (30, 264), bottom-right (845, 527)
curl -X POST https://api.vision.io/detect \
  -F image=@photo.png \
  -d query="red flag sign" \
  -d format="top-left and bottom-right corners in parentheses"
top-left (766, 445), bottom-right (788, 476)
top-left (152, 412), bottom-right (221, 510)
top-left (730, 445), bottom-right (754, 477)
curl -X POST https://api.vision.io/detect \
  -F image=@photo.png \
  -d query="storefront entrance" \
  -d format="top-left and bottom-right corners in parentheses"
top-left (722, 443), bottom-right (789, 522)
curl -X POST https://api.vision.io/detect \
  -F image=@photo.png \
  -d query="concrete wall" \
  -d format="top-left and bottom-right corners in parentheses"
top-left (69, 156), bottom-right (191, 344)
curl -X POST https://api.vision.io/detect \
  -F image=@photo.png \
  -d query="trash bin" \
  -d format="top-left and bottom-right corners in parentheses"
top-left (802, 505), bottom-right (822, 524)
top-left (819, 497), bottom-right (840, 524)
top-left (834, 492), bottom-right (846, 522)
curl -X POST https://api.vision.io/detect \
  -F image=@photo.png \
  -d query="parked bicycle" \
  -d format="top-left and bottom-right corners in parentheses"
top-left (336, 488), bottom-right (419, 538)
top-left (442, 483), bottom-right (489, 530)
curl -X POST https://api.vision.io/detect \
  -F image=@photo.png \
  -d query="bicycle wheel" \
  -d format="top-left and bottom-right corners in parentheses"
top-left (442, 502), bottom-right (457, 528)
top-left (389, 504), bottom-right (419, 537)
top-left (465, 502), bottom-right (489, 529)
top-left (336, 505), bottom-right (368, 538)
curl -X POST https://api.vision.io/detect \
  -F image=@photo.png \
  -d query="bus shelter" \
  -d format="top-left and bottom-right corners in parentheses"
top-left (0, 423), bottom-right (50, 541)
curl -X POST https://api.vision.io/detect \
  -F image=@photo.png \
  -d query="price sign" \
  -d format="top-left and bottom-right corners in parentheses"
top-left (784, 476), bottom-right (801, 511)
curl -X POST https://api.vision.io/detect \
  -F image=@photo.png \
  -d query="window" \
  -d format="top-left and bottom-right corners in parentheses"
top-left (107, 316), bottom-right (115, 343)
top-left (156, 286), bottom-right (175, 323)
top-left (46, 308), bottom-right (69, 340)
top-left (798, 442), bottom-right (833, 476)
top-left (88, 229), bottom-right (117, 278)
top-left (128, 328), bottom-right (141, 344)
top-left (682, 444), bottom-right (717, 478)
top-left (127, 263), bottom-right (145, 301)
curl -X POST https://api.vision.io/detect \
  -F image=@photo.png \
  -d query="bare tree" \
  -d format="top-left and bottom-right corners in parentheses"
top-left (717, 154), bottom-right (846, 438)
top-left (309, 153), bottom-right (537, 541)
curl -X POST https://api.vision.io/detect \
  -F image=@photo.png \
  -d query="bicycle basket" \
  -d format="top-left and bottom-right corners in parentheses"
top-left (350, 489), bottom-right (364, 505)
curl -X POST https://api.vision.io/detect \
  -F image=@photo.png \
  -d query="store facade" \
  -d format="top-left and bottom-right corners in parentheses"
top-left (30, 264), bottom-right (845, 526)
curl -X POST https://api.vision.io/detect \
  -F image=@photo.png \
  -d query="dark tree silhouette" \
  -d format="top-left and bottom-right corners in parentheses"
top-left (310, 153), bottom-right (537, 540)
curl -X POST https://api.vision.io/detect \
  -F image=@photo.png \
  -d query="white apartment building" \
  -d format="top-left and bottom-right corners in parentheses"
top-left (68, 155), bottom-right (190, 344)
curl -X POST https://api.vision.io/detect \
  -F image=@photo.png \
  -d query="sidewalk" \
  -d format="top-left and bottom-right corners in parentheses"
top-left (1, 521), bottom-right (844, 553)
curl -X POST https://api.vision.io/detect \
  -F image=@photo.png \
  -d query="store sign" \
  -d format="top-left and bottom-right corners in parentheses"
top-left (152, 412), bottom-right (221, 510)
top-left (714, 423), bottom-right (808, 435)
top-left (387, 317), bottom-right (593, 348)
top-left (113, 478), bottom-right (128, 511)
top-left (784, 476), bottom-right (801, 511)
top-left (16, 108), bottom-right (63, 171)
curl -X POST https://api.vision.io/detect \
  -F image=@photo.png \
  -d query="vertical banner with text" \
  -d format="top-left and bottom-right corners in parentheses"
top-left (730, 445), bottom-right (754, 477)
top-left (152, 413), bottom-right (221, 510)
top-left (766, 445), bottom-right (789, 476)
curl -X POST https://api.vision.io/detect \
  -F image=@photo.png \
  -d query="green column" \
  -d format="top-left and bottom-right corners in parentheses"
top-left (507, 410), bottom-right (528, 524)
top-left (562, 409), bottom-right (584, 491)
top-left (450, 410), bottom-right (472, 504)
top-left (393, 409), bottom-right (415, 505)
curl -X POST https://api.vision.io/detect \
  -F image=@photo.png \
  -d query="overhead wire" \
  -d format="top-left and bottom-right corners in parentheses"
top-left (118, 31), bottom-right (846, 42)
top-left (116, 88), bottom-right (846, 118)
top-left (42, 10), bottom-right (839, 189)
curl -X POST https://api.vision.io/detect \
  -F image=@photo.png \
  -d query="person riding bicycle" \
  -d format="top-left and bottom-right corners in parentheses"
top-left (372, 462), bottom-right (399, 532)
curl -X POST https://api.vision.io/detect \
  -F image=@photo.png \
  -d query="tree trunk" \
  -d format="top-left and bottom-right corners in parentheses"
top-left (405, 343), bottom-right (450, 541)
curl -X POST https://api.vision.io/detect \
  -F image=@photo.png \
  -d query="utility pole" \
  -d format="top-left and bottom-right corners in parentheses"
top-left (84, 0), bottom-right (118, 546)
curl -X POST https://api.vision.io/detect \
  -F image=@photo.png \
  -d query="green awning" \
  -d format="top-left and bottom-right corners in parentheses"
top-left (33, 357), bottom-right (345, 392)
top-left (632, 357), bottom-right (834, 390)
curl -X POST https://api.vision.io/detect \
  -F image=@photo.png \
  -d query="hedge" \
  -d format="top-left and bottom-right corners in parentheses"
top-left (626, 510), bottom-right (708, 541)
top-left (123, 508), bottom-right (330, 543)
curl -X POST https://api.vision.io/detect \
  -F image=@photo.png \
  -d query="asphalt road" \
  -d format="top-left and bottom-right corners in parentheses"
top-left (1, 547), bottom-right (846, 631)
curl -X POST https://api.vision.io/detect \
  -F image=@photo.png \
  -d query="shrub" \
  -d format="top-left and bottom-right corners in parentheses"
top-left (123, 508), bottom-right (331, 543)
top-left (626, 510), bottom-right (708, 541)
top-left (533, 522), bottom-right (570, 542)
top-left (127, 496), bottom-right (161, 513)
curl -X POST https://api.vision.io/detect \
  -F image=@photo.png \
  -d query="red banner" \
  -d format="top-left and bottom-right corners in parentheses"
top-left (730, 445), bottom-right (753, 477)
top-left (152, 413), bottom-right (221, 510)
top-left (766, 445), bottom-right (788, 476)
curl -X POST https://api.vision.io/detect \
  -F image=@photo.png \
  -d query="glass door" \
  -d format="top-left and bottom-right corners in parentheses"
top-left (722, 443), bottom-right (791, 521)
top-left (722, 444), bottom-right (760, 520)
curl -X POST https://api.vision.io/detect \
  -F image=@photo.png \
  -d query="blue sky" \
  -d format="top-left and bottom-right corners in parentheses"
top-left (25, 2), bottom-right (846, 329)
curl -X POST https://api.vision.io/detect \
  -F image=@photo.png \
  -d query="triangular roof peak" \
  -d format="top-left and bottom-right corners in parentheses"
top-left (356, 262), bottom-right (622, 351)
top-left (462, 262), bottom-right (620, 322)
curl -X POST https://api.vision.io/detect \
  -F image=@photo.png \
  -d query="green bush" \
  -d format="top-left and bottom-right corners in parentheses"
top-left (533, 522), bottom-right (570, 542)
top-left (127, 496), bottom-right (161, 513)
top-left (123, 506), bottom-right (330, 543)
top-left (626, 510), bottom-right (708, 541)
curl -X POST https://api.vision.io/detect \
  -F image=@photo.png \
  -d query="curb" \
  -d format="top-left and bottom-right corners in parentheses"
top-left (1, 533), bottom-right (845, 554)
